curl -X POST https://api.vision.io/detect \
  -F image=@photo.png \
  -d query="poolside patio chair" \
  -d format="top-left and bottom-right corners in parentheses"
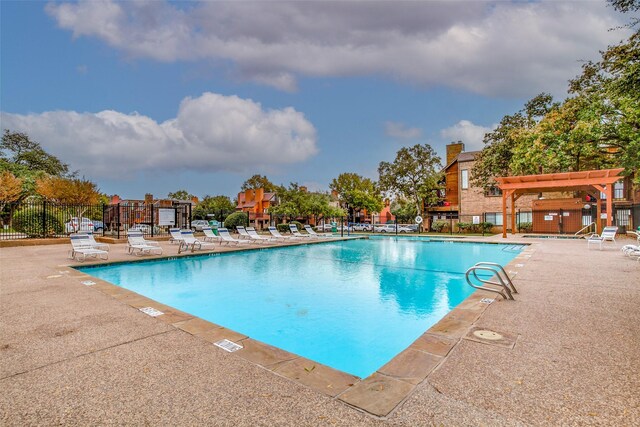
top-left (202, 226), bottom-right (222, 243)
top-left (268, 226), bottom-right (302, 241)
top-left (77, 231), bottom-right (110, 252)
top-left (179, 230), bottom-right (216, 253)
top-left (169, 228), bottom-right (184, 245)
top-left (245, 226), bottom-right (278, 244)
top-left (587, 226), bottom-right (618, 250)
top-left (304, 224), bottom-right (332, 239)
top-left (69, 234), bottom-right (109, 262)
top-left (217, 228), bottom-right (251, 245)
top-left (289, 224), bottom-right (314, 239)
top-left (236, 226), bottom-right (254, 240)
top-left (127, 230), bottom-right (163, 256)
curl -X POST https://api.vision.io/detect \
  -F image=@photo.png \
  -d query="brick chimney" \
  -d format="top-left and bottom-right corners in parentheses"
top-left (144, 193), bottom-right (153, 204)
top-left (446, 142), bottom-right (465, 165)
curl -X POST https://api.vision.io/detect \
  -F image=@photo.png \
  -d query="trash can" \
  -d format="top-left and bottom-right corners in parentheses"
top-left (208, 220), bottom-right (220, 235)
top-left (331, 221), bottom-right (337, 233)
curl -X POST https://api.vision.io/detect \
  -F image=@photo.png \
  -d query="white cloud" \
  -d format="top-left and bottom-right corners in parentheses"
top-left (440, 120), bottom-right (496, 151)
top-left (384, 121), bottom-right (423, 140)
top-left (45, 0), bottom-right (628, 97)
top-left (0, 92), bottom-right (317, 179)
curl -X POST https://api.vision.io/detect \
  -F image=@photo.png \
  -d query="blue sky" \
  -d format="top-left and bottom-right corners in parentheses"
top-left (0, 1), bottom-right (628, 200)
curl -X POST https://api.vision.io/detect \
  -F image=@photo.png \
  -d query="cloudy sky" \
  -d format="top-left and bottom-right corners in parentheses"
top-left (0, 1), bottom-right (629, 199)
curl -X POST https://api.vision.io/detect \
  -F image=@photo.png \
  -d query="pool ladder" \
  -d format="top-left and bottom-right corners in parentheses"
top-left (465, 262), bottom-right (518, 300)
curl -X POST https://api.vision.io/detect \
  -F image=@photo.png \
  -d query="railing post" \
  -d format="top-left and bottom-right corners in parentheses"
top-left (102, 204), bottom-right (106, 236)
top-left (117, 203), bottom-right (121, 240)
top-left (42, 200), bottom-right (47, 238)
top-left (150, 204), bottom-right (155, 237)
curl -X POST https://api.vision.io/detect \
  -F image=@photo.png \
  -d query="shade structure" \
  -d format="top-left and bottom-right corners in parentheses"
top-left (495, 168), bottom-right (625, 237)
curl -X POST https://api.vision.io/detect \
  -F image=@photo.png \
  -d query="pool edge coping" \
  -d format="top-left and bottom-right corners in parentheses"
top-left (63, 237), bottom-right (536, 419)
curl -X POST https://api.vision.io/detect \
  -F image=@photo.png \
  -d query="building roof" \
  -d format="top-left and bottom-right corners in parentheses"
top-left (262, 192), bottom-right (276, 201)
top-left (443, 150), bottom-right (479, 171)
top-left (457, 151), bottom-right (479, 162)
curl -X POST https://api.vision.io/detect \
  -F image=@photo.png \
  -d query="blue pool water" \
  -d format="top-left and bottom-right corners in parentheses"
top-left (77, 238), bottom-right (523, 378)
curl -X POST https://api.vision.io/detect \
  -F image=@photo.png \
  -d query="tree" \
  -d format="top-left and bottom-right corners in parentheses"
top-left (193, 195), bottom-right (235, 220)
top-left (269, 183), bottom-right (345, 219)
top-left (167, 190), bottom-right (195, 201)
top-left (241, 174), bottom-right (278, 192)
top-left (329, 173), bottom-right (383, 217)
top-left (471, 93), bottom-right (558, 189)
top-left (36, 176), bottom-right (102, 230)
top-left (473, 30), bottom-right (639, 186)
top-left (0, 171), bottom-right (23, 226)
top-left (1, 130), bottom-right (69, 177)
top-left (378, 144), bottom-right (443, 219)
top-left (390, 198), bottom-right (417, 220)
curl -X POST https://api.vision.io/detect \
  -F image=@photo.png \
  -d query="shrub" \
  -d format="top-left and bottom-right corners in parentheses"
top-left (479, 222), bottom-right (494, 233)
top-left (457, 222), bottom-right (472, 233)
top-left (13, 206), bottom-right (63, 237)
top-left (518, 222), bottom-right (533, 232)
top-left (276, 223), bottom-right (290, 233)
top-left (223, 212), bottom-right (247, 230)
top-left (431, 220), bottom-right (448, 233)
top-left (276, 221), bottom-right (304, 234)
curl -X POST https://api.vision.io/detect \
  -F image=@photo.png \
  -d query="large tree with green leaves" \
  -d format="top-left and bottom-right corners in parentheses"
top-left (269, 183), bottom-right (344, 219)
top-left (378, 144), bottom-right (443, 218)
top-left (472, 2), bottom-right (639, 187)
top-left (167, 190), bottom-right (196, 201)
top-left (329, 173), bottom-right (383, 216)
top-left (241, 174), bottom-right (278, 192)
top-left (193, 195), bottom-right (235, 219)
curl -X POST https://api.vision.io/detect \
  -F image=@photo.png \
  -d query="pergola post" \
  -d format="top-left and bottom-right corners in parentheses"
top-left (595, 192), bottom-right (602, 234)
top-left (606, 185), bottom-right (613, 226)
top-left (502, 191), bottom-right (508, 238)
top-left (510, 192), bottom-right (517, 235)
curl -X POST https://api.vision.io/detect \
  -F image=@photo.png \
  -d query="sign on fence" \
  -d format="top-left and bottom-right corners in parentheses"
top-left (158, 208), bottom-right (175, 226)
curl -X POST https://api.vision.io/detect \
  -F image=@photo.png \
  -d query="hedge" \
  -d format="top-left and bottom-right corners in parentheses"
top-left (13, 207), bottom-right (64, 237)
top-left (223, 212), bottom-right (248, 230)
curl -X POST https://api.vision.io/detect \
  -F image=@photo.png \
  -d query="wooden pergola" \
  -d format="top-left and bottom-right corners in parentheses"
top-left (495, 168), bottom-right (625, 238)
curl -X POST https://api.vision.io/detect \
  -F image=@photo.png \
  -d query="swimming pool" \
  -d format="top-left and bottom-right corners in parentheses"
top-left (77, 238), bottom-right (523, 378)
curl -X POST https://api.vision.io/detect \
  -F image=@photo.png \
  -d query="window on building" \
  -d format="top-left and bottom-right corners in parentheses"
top-left (600, 191), bottom-right (606, 200)
top-left (485, 186), bottom-right (502, 197)
top-left (614, 181), bottom-right (624, 199)
top-left (461, 170), bottom-right (469, 189)
top-left (518, 211), bottom-right (532, 223)
top-left (485, 212), bottom-right (503, 226)
top-left (616, 209), bottom-right (631, 226)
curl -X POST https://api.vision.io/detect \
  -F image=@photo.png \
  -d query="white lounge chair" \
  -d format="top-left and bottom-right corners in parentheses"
top-left (289, 224), bottom-right (314, 239)
top-left (621, 233), bottom-right (640, 256)
top-left (179, 230), bottom-right (216, 253)
top-left (127, 230), bottom-right (163, 256)
top-left (304, 224), bottom-right (332, 238)
top-left (218, 228), bottom-right (251, 245)
top-left (202, 226), bottom-right (222, 243)
top-left (587, 226), bottom-right (618, 250)
top-left (268, 226), bottom-right (302, 241)
top-left (245, 226), bottom-right (278, 244)
top-left (169, 228), bottom-right (184, 244)
top-left (77, 231), bottom-right (110, 251)
top-left (236, 226), bottom-right (254, 240)
top-left (69, 234), bottom-right (109, 262)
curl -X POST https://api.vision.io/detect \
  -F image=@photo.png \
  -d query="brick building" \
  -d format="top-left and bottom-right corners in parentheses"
top-left (236, 188), bottom-right (277, 229)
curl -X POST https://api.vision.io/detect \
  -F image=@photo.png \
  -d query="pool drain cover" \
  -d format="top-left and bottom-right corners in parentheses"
top-left (139, 307), bottom-right (164, 317)
top-left (214, 339), bottom-right (243, 352)
top-left (81, 280), bottom-right (96, 286)
top-left (473, 330), bottom-right (503, 341)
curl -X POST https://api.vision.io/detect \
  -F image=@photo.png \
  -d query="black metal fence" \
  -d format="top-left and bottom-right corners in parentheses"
top-left (0, 200), bottom-right (192, 240)
top-left (2, 201), bottom-right (638, 240)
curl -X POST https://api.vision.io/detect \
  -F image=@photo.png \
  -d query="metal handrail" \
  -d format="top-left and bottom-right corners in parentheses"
top-left (465, 263), bottom-right (517, 300)
top-left (575, 222), bottom-right (596, 236)
top-left (473, 262), bottom-right (518, 295)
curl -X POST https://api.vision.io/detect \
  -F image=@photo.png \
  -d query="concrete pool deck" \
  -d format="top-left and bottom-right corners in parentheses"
top-left (1, 235), bottom-right (639, 425)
